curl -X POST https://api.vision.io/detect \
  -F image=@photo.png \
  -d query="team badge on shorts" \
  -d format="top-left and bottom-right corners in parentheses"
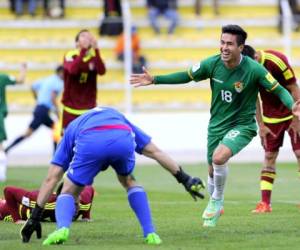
top-left (234, 81), bottom-right (244, 93)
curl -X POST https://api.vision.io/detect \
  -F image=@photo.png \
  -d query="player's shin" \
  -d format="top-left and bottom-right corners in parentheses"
top-left (55, 194), bottom-right (76, 229)
top-left (260, 169), bottom-right (276, 205)
top-left (127, 186), bottom-right (155, 237)
top-left (212, 163), bottom-right (228, 201)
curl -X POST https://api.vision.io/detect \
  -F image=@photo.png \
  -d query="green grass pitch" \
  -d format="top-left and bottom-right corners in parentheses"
top-left (0, 163), bottom-right (300, 250)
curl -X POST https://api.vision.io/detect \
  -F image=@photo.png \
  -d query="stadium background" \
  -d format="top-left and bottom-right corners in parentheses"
top-left (0, 0), bottom-right (298, 165)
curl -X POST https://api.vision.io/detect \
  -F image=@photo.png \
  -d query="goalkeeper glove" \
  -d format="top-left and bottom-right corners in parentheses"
top-left (20, 204), bottom-right (43, 243)
top-left (174, 167), bottom-right (205, 201)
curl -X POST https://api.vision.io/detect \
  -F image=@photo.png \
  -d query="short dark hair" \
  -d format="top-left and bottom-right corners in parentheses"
top-left (242, 45), bottom-right (256, 59)
top-left (55, 65), bottom-right (64, 74)
top-left (75, 29), bottom-right (89, 42)
top-left (221, 24), bottom-right (247, 46)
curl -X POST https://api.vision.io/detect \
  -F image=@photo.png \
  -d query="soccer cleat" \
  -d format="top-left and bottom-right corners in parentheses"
top-left (252, 201), bottom-right (272, 214)
top-left (144, 232), bottom-right (162, 245)
top-left (203, 217), bottom-right (218, 227)
top-left (202, 198), bottom-right (223, 227)
top-left (42, 227), bottom-right (69, 245)
top-left (202, 198), bottom-right (223, 219)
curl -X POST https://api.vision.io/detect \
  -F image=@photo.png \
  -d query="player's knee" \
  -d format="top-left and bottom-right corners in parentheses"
top-left (212, 154), bottom-right (227, 165)
top-left (118, 175), bottom-right (136, 189)
top-left (265, 151), bottom-right (278, 164)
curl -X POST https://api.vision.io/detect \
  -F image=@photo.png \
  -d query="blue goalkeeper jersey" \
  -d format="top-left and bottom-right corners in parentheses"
top-left (51, 107), bottom-right (152, 185)
top-left (64, 106), bottom-right (151, 154)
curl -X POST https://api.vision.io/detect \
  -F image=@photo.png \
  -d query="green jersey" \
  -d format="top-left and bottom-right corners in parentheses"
top-left (0, 74), bottom-right (16, 116)
top-left (188, 55), bottom-right (278, 135)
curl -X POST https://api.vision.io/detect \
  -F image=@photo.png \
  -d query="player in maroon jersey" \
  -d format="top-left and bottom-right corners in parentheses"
top-left (0, 185), bottom-right (94, 223)
top-left (61, 29), bottom-right (106, 130)
top-left (243, 45), bottom-right (300, 213)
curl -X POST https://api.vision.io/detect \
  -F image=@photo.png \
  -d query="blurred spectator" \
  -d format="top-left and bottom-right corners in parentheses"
top-left (115, 26), bottom-right (147, 73)
top-left (8, 0), bottom-right (15, 13)
top-left (278, 0), bottom-right (300, 32)
top-left (99, 0), bottom-right (123, 36)
top-left (146, 0), bottom-right (179, 35)
top-left (15, 0), bottom-right (37, 17)
top-left (43, 0), bottom-right (65, 18)
top-left (195, 0), bottom-right (220, 16)
top-left (5, 65), bottom-right (64, 155)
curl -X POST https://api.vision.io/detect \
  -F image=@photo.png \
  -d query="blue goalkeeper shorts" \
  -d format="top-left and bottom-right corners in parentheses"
top-left (52, 129), bottom-right (136, 186)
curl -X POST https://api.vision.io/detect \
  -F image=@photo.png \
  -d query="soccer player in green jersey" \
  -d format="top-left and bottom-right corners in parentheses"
top-left (130, 24), bottom-right (300, 227)
top-left (0, 63), bottom-right (27, 182)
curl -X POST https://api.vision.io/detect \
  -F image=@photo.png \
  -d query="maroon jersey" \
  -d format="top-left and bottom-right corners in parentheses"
top-left (74, 185), bottom-right (95, 220)
top-left (259, 50), bottom-right (297, 120)
top-left (1, 186), bottom-right (95, 222)
top-left (62, 48), bottom-right (106, 110)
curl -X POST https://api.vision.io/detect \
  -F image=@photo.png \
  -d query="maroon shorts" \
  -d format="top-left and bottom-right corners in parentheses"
top-left (264, 120), bottom-right (300, 152)
top-left (62, 110), bottom-right (80, 130)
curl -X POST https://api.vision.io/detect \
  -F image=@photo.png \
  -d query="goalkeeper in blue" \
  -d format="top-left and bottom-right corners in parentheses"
top-left (20, 107), bottom-right (205, 245)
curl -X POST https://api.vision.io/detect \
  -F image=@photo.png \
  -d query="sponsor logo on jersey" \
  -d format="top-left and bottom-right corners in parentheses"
top-left (234, 81), bottom-right (244, 93)
top-left (22, 196), bottom-right (30, 207)
top-left (192, 62), bottom-right (201, 72)
top-left (212, 78), bottom-right (223, 83)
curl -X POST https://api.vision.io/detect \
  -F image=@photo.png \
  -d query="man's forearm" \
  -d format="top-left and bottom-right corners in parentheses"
top-left (142, 142), bottom-right (180, 174)
top-left (154, 71), bottom-right (191, 85)
top-left (272, 84), bottom-right (294, 110)
top-left (36, 178), bottom-right (58, 207)
top-left (36, 165), bottom-right (64, 207)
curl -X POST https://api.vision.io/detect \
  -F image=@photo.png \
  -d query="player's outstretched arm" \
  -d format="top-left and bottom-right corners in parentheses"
top-left (142, 142), bottom-right (205, 200)
top-left (130, 67), bottom-right (154, 87)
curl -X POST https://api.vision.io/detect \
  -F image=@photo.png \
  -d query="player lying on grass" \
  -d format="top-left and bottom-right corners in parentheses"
top-left (20, 107), bottom-right (205, 245)
top-left (0, 184), bottom-right (94, 223)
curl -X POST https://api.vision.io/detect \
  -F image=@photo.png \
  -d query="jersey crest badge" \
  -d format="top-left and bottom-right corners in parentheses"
top-left (234, 81), bottom-right (244, 93)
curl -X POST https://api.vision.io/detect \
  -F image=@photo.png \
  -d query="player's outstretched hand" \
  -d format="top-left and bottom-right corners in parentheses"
top-left (130, 67), bottom-right (154, 87)
top-left (184, 176), bottom-right (205, 200)
top-left (20, 204), bottom-right (44, 243)
top-left (21, 218), bottom-right (42, 243)
top-left (258, 124), bottom-right (276, 148)
top-left (174, 167), bottom-right (205, 201)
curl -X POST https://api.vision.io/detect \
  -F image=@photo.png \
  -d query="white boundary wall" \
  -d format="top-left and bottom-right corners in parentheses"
top-left (5, 112), bottom-right (296, 166)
